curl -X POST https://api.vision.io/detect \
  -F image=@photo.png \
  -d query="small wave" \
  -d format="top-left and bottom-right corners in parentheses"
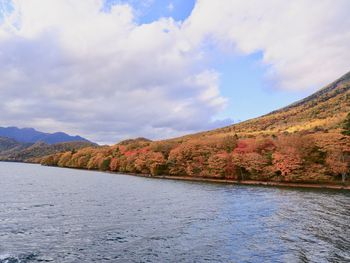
top-left (0, 253), bottom-right (37, 263)
top-left (31, 204), bottom-right (54, 208)
top-left (105, 236), bottom-right (128, 243)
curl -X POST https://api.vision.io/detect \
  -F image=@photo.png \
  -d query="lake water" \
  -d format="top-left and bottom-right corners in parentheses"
top-left (0, 162), bottom-right (349, 263)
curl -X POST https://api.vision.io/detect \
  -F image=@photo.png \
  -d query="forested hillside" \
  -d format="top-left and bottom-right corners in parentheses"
top-left (39, 72), bottom-right (350, 184)
top-left (0, 137), bottom-right (96, 162)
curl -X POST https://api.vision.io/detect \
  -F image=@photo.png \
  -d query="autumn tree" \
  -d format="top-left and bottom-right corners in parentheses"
top-left (326, 150), bottom-right (349, 182)
top-left (231, 152), bottom-right (246, 180)
top-left (68, 149), bottom-right (92, 168)
top-left (99, 157), bottom-right (111, 171)
top-left (147, 152), bottom-right (166, 175)
top-left (241, 152), bottom-right (269, 180)
top-left (87, 152), bottom-right (107, 170)
top-left (109, 158), bottom-right (120, 171)
top-left (272, 151), bottom-right (303, 180)
top-left (167, 140), bottom-right (215, 177)
top-left (57, 152), bottom-right (73, 167)
top-left (40, 154), bottom-right (61, 166)
top-left (272, 134), bottom-right (329, 181)
top-left (231, 138), bottom-right (275, 180)
top-left (150, 141), bottom-right (178, 159)
top-left (272, 136), bottom-right (304, 180)
top-left (208, 152), bottom-right (237, 179)
top-left (134, 153), bottom-right (149, 174)
top-left (207, 153), bottom-right (227, 178)
top-left (220, 135), bottom-right (238, 153)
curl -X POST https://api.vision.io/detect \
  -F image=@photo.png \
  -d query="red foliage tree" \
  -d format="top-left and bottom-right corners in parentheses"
top-left (326, 150), bottom-right (349, 182)
top-left (109, 157), bottom-right (120, 171)
top-left (208, 152), bottom-right (237, 178)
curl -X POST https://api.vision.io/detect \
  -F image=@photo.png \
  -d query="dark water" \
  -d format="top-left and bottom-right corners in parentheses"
top-left (0, 162), bottom-right (349, 263)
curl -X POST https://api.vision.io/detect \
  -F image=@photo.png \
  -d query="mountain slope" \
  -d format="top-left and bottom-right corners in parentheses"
top-left (40, 71), bottom-right (350, 184)
top-left (0, 127), bottom-right (90, 144)
top-left (0, 137), bottom-right (31, 154)
top-left (205, 71), bottom-right (350, 137)
top-left (0, 137), bottom-right (97, 162)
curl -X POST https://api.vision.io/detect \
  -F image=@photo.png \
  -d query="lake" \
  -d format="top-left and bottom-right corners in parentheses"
top-left (0, 162), bottom-right (349, 262)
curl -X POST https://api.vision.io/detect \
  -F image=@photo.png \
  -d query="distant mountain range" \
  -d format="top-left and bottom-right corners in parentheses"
top-left (0, 127), bottom-right (90, 144)
top-left (0, 127), bottom-right (95, 162)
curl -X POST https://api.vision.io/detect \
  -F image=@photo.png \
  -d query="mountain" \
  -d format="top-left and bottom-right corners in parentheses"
top-left (0, 136), bottom-right (97, 162)
top-left (0, 127), bottom-right (90, 144)
top-left (208, 70), bottom-right (350, 136)
top-left (37, 71), bottom-right (350, 184)
top-left (0, 137), bottom-right (31, 153)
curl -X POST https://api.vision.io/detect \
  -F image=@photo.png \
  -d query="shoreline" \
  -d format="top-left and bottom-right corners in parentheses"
top-left (129, 173), bottom-right (350, 190)
top-left (1, 161), bottom-right (349, 190)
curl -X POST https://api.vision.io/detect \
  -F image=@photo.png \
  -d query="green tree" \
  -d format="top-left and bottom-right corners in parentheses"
top-left (99, 157), bottom-right (111, 171)
top-left (342, 113), bottom-right (350, 136)
top-left (222, 135), bottom-right (238, 153)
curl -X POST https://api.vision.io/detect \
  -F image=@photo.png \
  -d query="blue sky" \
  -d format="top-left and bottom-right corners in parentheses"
top-left (213, 52), bottom-right (311, 122)
top-left (104, 0), bottom-right (195, 23)
top-left (0, 0), bottom-right (349, 143)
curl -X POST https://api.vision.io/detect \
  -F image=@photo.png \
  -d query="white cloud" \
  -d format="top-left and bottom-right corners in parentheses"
top-left (0, 0), bottom-right (349, 144)
top-left (184, 0), bottom-right (350, 90)
top-left (0, 0), bottom-right (227, 144)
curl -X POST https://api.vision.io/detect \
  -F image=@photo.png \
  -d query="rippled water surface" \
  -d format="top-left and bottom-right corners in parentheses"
top-left (0, 162), bottom-right (349, 262)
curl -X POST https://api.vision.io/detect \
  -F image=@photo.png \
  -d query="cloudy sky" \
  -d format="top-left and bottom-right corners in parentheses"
top-left (0, 0), bottom-right (349, 144)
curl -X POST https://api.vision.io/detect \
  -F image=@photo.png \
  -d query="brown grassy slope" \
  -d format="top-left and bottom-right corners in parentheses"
top-left (0, 137), bottom-right (32, 156)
